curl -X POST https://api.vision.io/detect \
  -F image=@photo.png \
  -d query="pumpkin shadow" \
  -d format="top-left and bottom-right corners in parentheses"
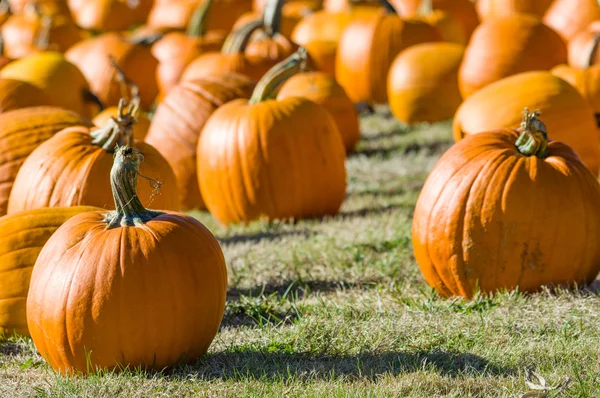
top-left (165, 349), bottom-right (515, 381)
top-left (351, 140), bottom-right (451, 158)
top-left (0, 342), bottom-right (23, 356)
top-left (218, 229), bottom-right (314, 245)
top-left (338, 203), bottom-right (413, 219)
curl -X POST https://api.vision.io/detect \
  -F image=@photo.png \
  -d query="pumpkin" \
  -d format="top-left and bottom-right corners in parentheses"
top-left (430, 0), bottom-right (479, 40)
top-left (0, 79), bottom-right (55, 112)
top-left (568, 21), bottom-right (600, 68)
top-left (543, 0), bottom-right (600, 41)
top-left (93, 109), bottom-right (150, 141)
top-left (197, 48), bottom-right (346, 224)
top-left (324, 0), bottom-right (381, 12)
top-left (26, 146), bottom-right (227, 374)
top-left (8, 0), bottom-right (71, 15)
top-left (453, 71), bottom-right (600, 175)
top-left (413, 109), bottom-right (600, 298)
top-left (0, 5), bottom-right (82, 59)
top-left (147, 0), bottom-right (252, 33)
top-left (388, 42), bottom-right (464, 125)
top-left (552, 65), bottom-right (600, 125)
top-left (151, 0), bottom-right (227, 101)
top-left (0, 206), bottom-right (100, 338)
top-left (0, 107), bottom-right (91, 216)
top-left (66, 0), bottom-right (151, 32)
top-left (458, 14), bottom-right (567, 98)
top-left (476, 0), bottom-right (554, 20)
top-left (234, 0), bottom-right (312, 39)
top-left (335, 1), bottom-right (441, 104)
top-left (8, 100), bottom-right (180, 214)
top-left (277, 71), bottom-right (360, 152)
top-left (0, 52), bottom-right (102, 119)
top-left (146, 73), bottom-right (255, 211)
top-left (65, 33), bottom-right (159, 110)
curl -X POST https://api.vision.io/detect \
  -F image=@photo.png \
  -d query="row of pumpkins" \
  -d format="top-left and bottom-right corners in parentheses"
top-left (0, 0), bottom-right (598, 377)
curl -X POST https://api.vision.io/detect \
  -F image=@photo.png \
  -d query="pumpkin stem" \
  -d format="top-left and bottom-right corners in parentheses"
top-left (263, 0), bottom-right (284, 36)
top-left (249, 47), bottom-right (308, 103)
top-left (34, 15), bottom-right (53, 51)
top-left (222, 19), bottom-right (264, 54)
top-left (82, 89), bottom-right (105, 111)
top-left (109, 56), bottom-right (141, 108)
top-left (0, 0), bottom-right (10, 13)
top-left (376, 0), bottom-right (398, 14)
top-left (515, 108), bottom-right (549, 158)
top-left (585, 32), bottom-right (600, 68)
top-left (187, 0), bottom-right (213, 37)
top-left (417, 0), bottom-right (433, 15)
top-left (105, 146), bottom-right (163, 229)
top-left (90, 98), bottom-right (138, 152)
top-left (129, 32), bottom-right (164, 46)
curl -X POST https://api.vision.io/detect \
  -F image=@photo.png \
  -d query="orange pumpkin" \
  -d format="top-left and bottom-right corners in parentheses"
top-left (0, 107), bottom-right (92, 216)
top-left (66, 33), bottom-right (159, 110)
top-left (0, 79), bottom-right (55, 112)
top-left (8, 0), bottom-right (71, 15)
top-left (568, 21), bottom-right (600, 68)
top-left (67, 0), bottom-right (152, 32)
top-left (8, 101), bottom-right (180, 213)
top-left (458, 14), bottom-right (567, 98)
top-left (324, 0), bottom-right (381, 12)
top-left (277, 71), bottom-right (360, 152)
top-left (0, 52), bottom-right (102, 118)
top-left (336, 1), bottom-right (441, 104)
top-left (476, 0), bottom-right (554, 20)
top-left (145, 73), bottom-right (255, 210)
top-left (543, 0), bottom-right (600, 41)
top-left (454, 71), bottom-right (600, 175)
top-left (552, 65), bottom-right (600, 124)
top-left (27, 146), bottom-right (227, 375)
top-left (93, 108), bottom-right (150, 141)
top-left (197, 49), bottom-right (346, 224)
top-left (413, 109), bottom-right (600, 298)
top-left (430, 0), bottom-right (479, 40)
top-left (0, 206), bottom-right (100, 337)
top-left (388, 42), bottom-right (464, 124)
top-left (234, 0), bottom-right (312, 39)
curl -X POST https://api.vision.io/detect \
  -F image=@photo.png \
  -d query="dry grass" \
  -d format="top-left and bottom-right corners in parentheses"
top-left (1, 110), bottom-right (599, 397)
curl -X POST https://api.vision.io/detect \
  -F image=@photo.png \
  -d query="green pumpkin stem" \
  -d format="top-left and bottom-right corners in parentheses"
top-left (187, 0), bottom-right (213, 37)
top-left (376, 0), bottom-right (398, 14)
top-left (249, 47), bottom-right (308, 103)
top-left (515, 108), bottom-right (549, 158)
top-left (90, 98), bottom-right (137, 151)
top-left (263, 0), bottom-right (284, 36)
top-left (105, 146), bottom-right (163, 229)
top-left (222, 19), bottom-right (264, 54)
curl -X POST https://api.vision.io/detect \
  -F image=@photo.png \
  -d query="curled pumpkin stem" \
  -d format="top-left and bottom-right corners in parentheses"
top-left (90, 98), bottom-right (138, 151)
top-left (515, 108), bottom-right (549, 158)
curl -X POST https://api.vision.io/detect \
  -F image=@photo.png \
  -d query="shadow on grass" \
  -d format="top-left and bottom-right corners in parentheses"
top-left (0, 342), bottom-right (23, 356)
top-left (338, 203), bottom-right (413, 219)
top-left (218, 229), bottom-right (314, 245)
top-left (167, 349), bottom-right (514, 381)
top-left (351, 140), bottom-right (451, 158)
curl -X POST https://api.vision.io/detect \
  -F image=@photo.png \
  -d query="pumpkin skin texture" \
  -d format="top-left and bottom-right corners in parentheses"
top-left (453, 71), bottom-right (600, 176)
top-left (543, 0), bottom-right (600, 41)
top-left (67, 0), bottom-right (147, 32)
top-left (0, 107), bottom-right (92, 216)
top-left (336, 10), bottom-right (441, 104)
top-left (568, 21), bottom-right (600, 68)
top-left (145, 74), bottom-right (255, 211)
top-left (0, 79), bottom-right (55, 113)
top-left (430, 0), bottom-right (479, 40)
top-left (26, 147), bottom-right (227, 375)
top-left (476, 0), bottom-right (554, 20)
top-left (277, 71), bottom-right (360, 152)
top-left (93, 107), bottom-right (151, 140)
top-left (0, 206), bottom-right (100, 338)
top-left (7, 125), bottom-right (180, 214)
top-left (551, 65), bottom-right (600, 118)
top-left (458, 14), bottom-right (567, 98)
top-left (65, 33), bottom-right (159, 110)
top-left (388, 42), bottom-right (464, 124)
top-left (413, 121), bottom-right (600, 298)
top-left (0, 52), bottom-right (100, 119)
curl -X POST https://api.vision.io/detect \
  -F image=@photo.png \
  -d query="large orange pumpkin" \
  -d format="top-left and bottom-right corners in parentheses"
top-left (27, 146), bottom-right (227, 375)
top-left (568, 21), bottom-right (600, 68)
top-left (458, 14), bottom-right (567, 98)
top-left (197, 49), bottom-right (347, 224)
top-left (65, 33), bottom-right (159, 109)
top-left (0, 107), bottom-right (92, 216)
top-left (0, 206), bottom-right (100, 338)
top-left (454, 71), bottom-right (600, 175)
top-left (8, 101), bottom-right (180, 213)
top-left (145, 73), bottom-right (255, 210)
top-left (476, 0), bottom-right (554, 20)
top-left (0, 52), bottom-right (102, 119)
top-left (413, 109), bottom-right (600, 298)
top-left (336, 1), bottom-right (441, 104)
top-left (388, 42), bottom-right (464, 124)
top-left (543, 0), bottom-right (600, 41)
top-left (0, 79), bottom-right (55, 113)
top-left (552, 64), bottom-right (600, 124)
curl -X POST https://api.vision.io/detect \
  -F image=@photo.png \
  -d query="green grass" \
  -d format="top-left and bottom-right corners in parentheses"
top-left (2, 110), bottom-right (599, 397)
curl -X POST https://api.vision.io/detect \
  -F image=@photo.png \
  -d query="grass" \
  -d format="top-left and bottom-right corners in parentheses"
top-left (2, 109), bottom-right (600, 397)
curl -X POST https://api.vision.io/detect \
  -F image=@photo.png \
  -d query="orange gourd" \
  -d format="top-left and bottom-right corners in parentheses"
top-left (0, 107), bottom-right (92, 216)
top-left (458, 14), bottom-right (567, 98)
top-left (0, 52), bottom-right (102, 118)
top-left (277, 71), bottom-right (360, 152)
top-left (0, 79), bottom-right (55, 112)
top-left (27, 146), bottom-right (227, 375)
top-left (0, 206), bottom-right (100, 337)
top-left (145, 73), bottom-right (255, 210)
top-left (8, 101), bottom-right (180, 214)
top-left (336, 0), bottom-right (441, 104)
top-left (66, 33), bottom-right (159, 110)
top-left (568, 21), bottom-right (600, 68)
top-left (543, 0), bottom-right (600, 41)
top-left (413, 109), bottom-right (600, 298)
top-left (476, 0), bottom-right (554, 20)
top-left (197, 49), bottom-right (346, 224)
top-left (453, 71), bottom-right (600, 176)
top-left (388, 42), bottom-right (464, 124)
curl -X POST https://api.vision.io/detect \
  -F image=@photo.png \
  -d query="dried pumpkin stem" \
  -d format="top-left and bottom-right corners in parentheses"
top-left (105, 146), bottom-right (163, 229)
top-left (263, 0), bottom-right (284, 36)
top-left (187, 0), bottom-right (213, 37)
top-left (249, 47), bottom-right (308, 103)
top-left (35, 15), bottom-right (53, 51)
top-left (90, 98), bottom-right (137, 152)
top-left (376, 0), bottom-right (398, 14)
top-left (585, 32), bottom-right (600, 68)
top-left (0, 0), bottom-right (9, 13)
top-left (515, 108), bottom-right (549, 158)
top-left (222, 19), bottom-right (264, 54)
top-left (109, 56), bottom-right (141, 107)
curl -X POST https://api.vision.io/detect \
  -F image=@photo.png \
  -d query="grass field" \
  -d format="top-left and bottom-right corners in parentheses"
top-left (1, 109), bottom-right (600, 397)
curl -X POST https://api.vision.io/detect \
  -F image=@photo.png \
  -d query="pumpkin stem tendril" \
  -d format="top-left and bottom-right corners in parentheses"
top-left (515, 108), bottom-right (549, 158)
top-left (249, 47), bottom-right (308, 103)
